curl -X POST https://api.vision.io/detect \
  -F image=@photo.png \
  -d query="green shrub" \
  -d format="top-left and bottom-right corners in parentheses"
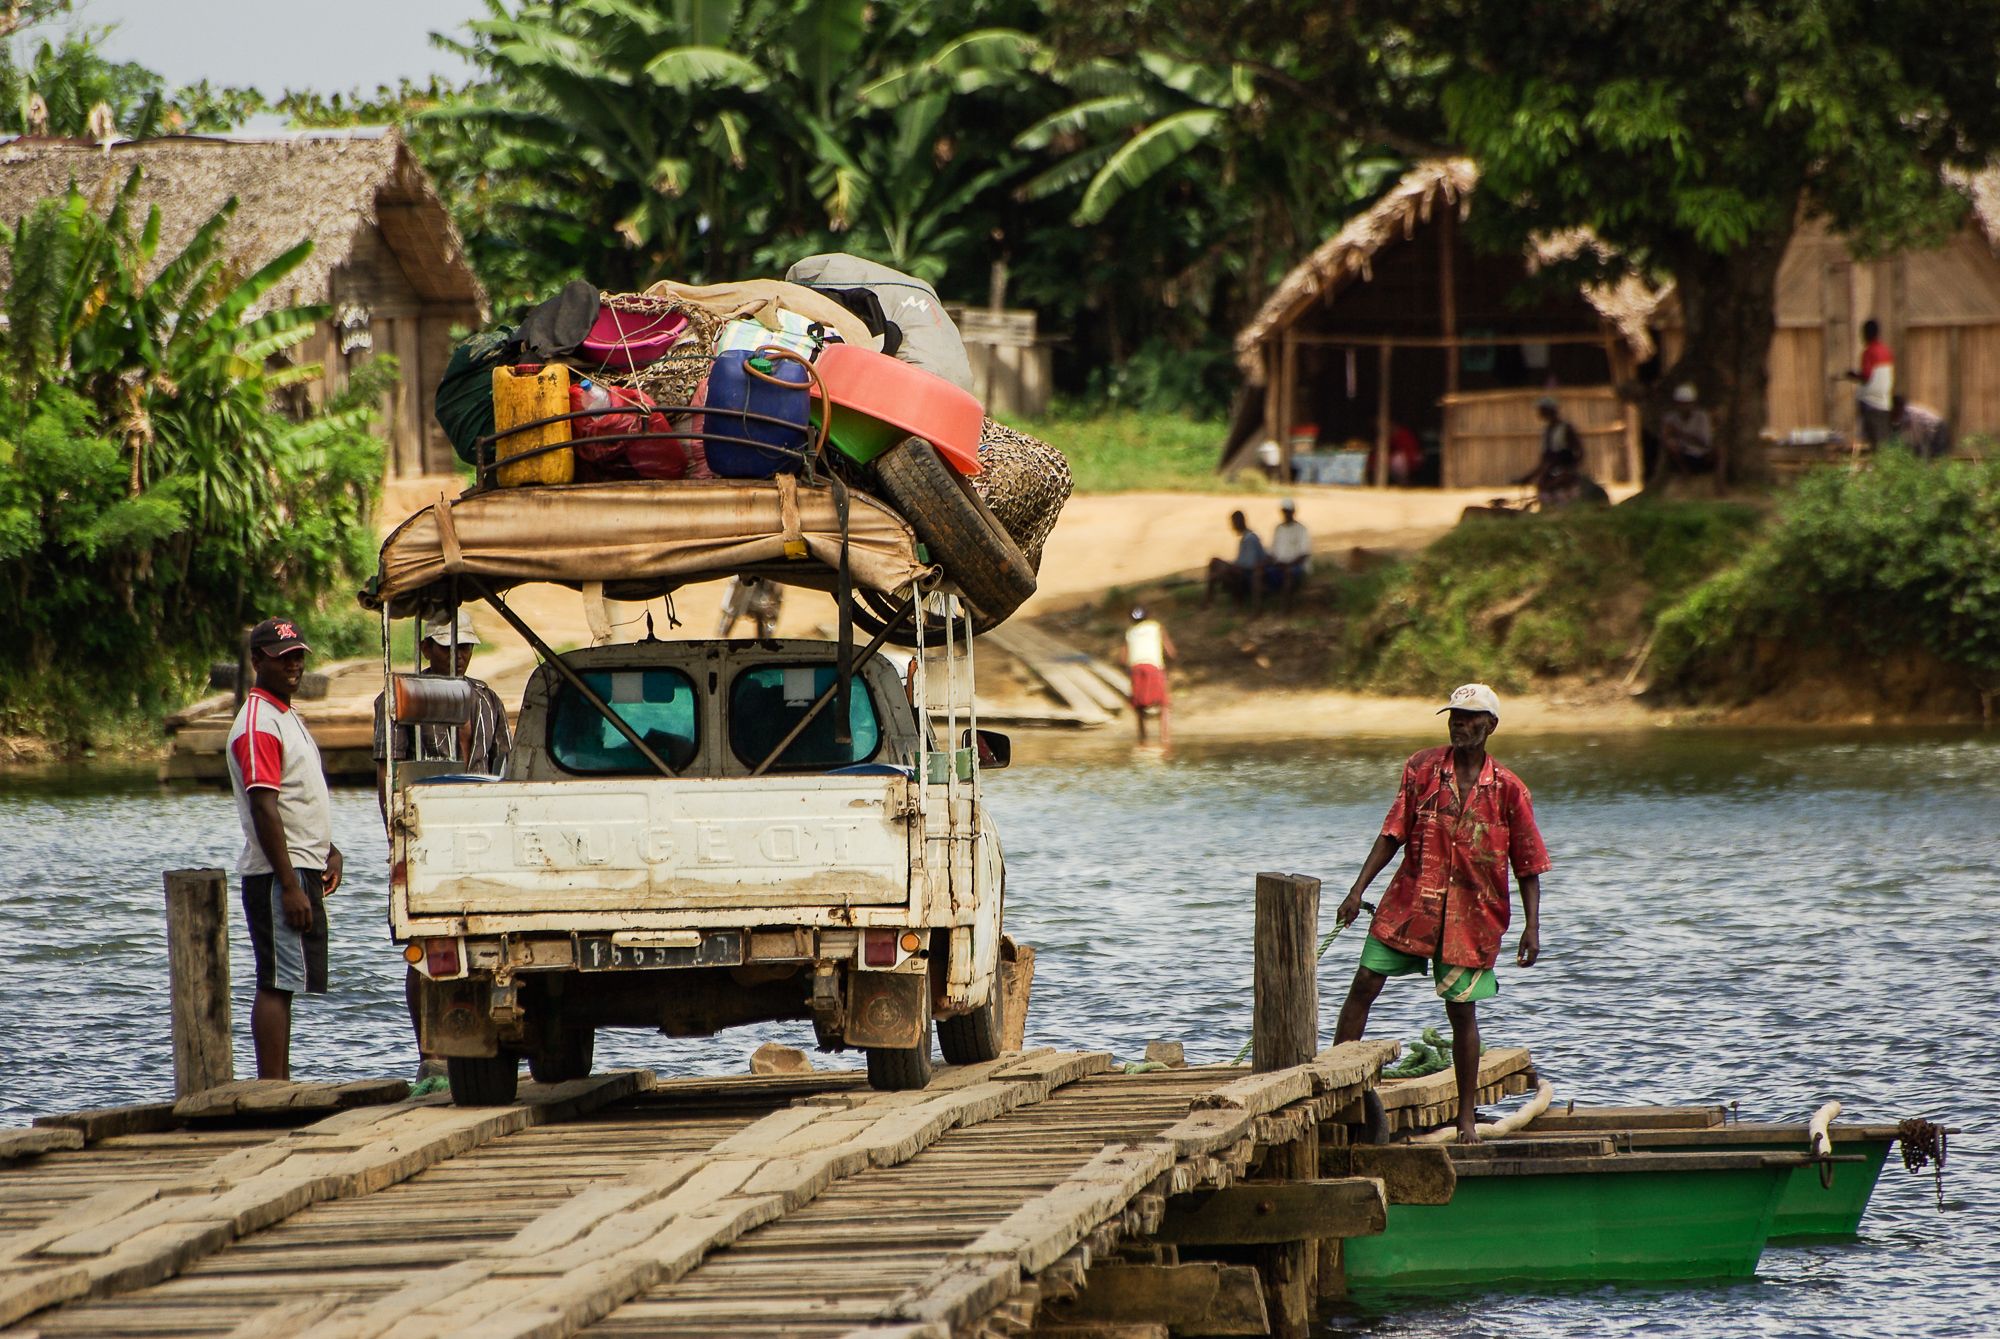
top-left (1653, 454), bottom-right (2000, 693)
top-left (1342, 500), bottom-right (1761, 694)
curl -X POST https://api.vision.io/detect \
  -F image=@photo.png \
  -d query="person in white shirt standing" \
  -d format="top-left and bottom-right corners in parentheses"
top-left (226, 617), bottom-right (343, 1079)
top-left (1118, 607), bottom-right (1178, 748)
top-left (1270, 500), bottom-right (1313, 600)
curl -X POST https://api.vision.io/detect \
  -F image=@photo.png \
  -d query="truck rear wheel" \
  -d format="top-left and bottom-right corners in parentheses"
top-left (527, 1027), bottom-right (595, 1085)
top-left (938, 984), bottom-right (1004, 1066)
top-left (865, 1021), bottom-right (934, 1091)
top-left (446, 1053), bottom-right (520, 1106)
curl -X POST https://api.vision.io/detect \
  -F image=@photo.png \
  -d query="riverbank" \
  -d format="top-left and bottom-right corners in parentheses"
top-left (1040, 458), bottom-right (2000, 734)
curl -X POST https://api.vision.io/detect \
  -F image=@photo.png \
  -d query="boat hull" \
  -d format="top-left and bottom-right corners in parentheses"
top-left (1343, 1162), bottom-right (1789, 1292)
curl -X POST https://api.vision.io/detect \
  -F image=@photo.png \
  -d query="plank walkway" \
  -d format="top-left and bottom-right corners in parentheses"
top-left (0, 1042), bottom-right (1406, 1339)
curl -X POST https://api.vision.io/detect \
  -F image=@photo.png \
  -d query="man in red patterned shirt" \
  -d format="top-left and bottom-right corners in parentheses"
top-left (1333, 683), bottom-right (1549, 1142)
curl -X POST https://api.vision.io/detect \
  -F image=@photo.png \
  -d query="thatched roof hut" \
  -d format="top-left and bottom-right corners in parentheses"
top-left (1233, 160), bottom-right (1659, 488)
top-left (0, 130), bottom-right (486, 477)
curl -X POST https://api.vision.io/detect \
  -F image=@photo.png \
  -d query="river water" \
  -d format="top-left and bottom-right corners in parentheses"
top-left (0, 729), bottom-right (1992, 1335)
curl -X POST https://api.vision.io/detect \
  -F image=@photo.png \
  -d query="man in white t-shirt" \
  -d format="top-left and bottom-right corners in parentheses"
top-left (226, 617), bottom-right (343, 1079)
top-left (1270, 500), bottom-right (1312, 598)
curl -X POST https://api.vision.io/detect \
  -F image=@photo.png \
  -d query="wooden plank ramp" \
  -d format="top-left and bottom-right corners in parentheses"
top-left (979, 624), bottom-right (1124, 728)
top-left (2, 1041), bottom-right (1404, 1339)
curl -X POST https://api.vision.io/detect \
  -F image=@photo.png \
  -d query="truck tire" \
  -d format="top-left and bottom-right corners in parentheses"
top-left (872, 438), bottom-right (1036, 625)
top-left (446, 1053), bottom-right (520, 1106)
top-left (847, 585), bottom-right (1008, 650)
top-left (527, 1027), bottom-right (594, 1085)
top-left (865, 1023), bottom-right (934, 1091)
top-left (938, 985), bottom-right (1004, 1065)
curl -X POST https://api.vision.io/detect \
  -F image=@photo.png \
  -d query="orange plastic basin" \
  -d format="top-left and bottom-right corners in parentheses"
top-left (809, 343), bottom-right (983, 475)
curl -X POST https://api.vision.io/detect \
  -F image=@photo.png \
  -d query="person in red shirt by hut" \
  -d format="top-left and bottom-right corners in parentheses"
top-left (1333, 683), bottom-right (1550, 1143)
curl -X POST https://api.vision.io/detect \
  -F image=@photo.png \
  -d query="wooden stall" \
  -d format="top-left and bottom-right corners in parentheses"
top-left (1232, 160), bottom-right (1655, 488)
top-left (946, 305), bottom-right (1052, 418)
top-left (1441, 387), bottom-right (1637, 489)
top-left (0, 130), bottom-right (487, 479)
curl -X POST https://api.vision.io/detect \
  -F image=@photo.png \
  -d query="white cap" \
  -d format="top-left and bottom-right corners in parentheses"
top-left (1437, 682), bottom-right (1501, 720)
top-left (423, 614), bottom-right (481, 647)
top-left (1673, 383), bottom-right (1697, 403)
top-left (1281, 497), bottom-right (1297, 512)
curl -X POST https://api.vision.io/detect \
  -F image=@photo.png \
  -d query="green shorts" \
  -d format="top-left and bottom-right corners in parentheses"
top-left (1360, 936), bottom-right (1497, 1003)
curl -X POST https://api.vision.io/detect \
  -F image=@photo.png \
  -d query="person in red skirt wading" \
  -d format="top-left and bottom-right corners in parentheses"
top-left (1119, 606), bottom-right (1177, 748)
top-left (1332, 683), bottom-right (1550, 1142)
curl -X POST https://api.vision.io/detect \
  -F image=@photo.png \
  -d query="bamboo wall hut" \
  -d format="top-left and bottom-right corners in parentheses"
top-left (1653, 173), bottom-right (2000, 440)
top-left (0, 130), bottom-right (486, 477)
top-left (1234, 161), bottom-right (1658, 488)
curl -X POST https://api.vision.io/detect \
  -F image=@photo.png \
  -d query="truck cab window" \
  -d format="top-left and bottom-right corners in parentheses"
top-left (549, 668), bottom-right (700, 774)
top-left (730, 664), bottom-right (881, 771)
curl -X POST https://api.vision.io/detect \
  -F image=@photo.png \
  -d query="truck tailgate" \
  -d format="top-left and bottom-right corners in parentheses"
top-left (400, 775), bottom-right (909, 914)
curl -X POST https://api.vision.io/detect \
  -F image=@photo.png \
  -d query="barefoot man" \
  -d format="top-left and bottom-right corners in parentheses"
top-left (1333, 683), bottom-right (1548, 1142)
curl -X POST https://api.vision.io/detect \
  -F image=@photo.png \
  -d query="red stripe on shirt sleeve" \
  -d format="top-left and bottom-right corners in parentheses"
top-left (238, 699), bottom-right (283, 790)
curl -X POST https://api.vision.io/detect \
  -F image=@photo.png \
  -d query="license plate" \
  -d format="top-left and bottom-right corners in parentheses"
top-left (578, 932), bottom-right (743, 971)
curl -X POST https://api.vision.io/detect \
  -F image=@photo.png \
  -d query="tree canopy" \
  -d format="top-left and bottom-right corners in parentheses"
top-left (1104, 0), bottom-right (2000, 472)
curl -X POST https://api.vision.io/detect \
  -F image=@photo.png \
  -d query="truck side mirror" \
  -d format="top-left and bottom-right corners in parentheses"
top-left (964, 728), bottom-right (1010, 771)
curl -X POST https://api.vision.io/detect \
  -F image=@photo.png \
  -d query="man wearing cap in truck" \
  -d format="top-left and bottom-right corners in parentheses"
top-left (1331, 683), bottom-right (1549, 1143)
top-left (373, 613), bottom-right (511, 1094)
top-left (226, 617), bottom-right (343, 1080)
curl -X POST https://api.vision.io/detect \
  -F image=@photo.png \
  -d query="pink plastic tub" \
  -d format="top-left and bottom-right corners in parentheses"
top-left (809, 343), bottom-right (983, 475)
top-left (580, 305), bottom-right (689, 373)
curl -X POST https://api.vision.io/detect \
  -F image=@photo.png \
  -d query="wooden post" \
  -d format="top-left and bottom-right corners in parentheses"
top-left (1439, 206), bottom-right (1459, 399)
top-left (165, 868), bottom-right (233, 1097)
top-left (1253, 872), bottom-right (1319, 1073)
top-left (1251, 870), bottom-right (1320, 1336)
top-left (1373, 346), bottom-right (1393, 488)
top-left (1278, 332), bottom-right (1299, 479)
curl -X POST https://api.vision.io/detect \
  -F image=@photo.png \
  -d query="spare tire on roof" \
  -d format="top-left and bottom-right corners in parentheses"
top-left (871, 436), bottom-right (1036, 630)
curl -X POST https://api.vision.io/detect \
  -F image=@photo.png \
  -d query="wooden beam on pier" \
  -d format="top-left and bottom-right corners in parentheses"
top-left (173, 1076), bottom-right (411, 1121)
top-left (1339, 1145), bottom-right (1457, 1205)
top-left (1157, 1177), bottom-right (1388, 1245)
top-left (1045, 1261), bottom-right (1270, 1335)
top-left (0, 1127), bottom-right (83, 1163)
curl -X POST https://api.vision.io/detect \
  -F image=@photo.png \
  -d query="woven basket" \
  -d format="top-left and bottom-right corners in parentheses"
top-left (969, 419), bottom-right (1071, 570)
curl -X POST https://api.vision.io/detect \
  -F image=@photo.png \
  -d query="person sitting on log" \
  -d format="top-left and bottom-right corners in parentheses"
top-left (1332, 683), bottom-right (1550, 1143)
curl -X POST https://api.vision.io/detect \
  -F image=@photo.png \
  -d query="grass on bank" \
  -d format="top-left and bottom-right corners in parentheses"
top-left (1057, 453), bottom-right (2000, 718)
top-left (1002, 404), bottom-right (1252, 494)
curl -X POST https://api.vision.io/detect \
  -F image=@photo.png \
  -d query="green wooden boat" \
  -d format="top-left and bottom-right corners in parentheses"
top-left (1517, 1109), bottom-right (1904, 1242)
top-left (1343, 1143), bottom-right (1816, 1293)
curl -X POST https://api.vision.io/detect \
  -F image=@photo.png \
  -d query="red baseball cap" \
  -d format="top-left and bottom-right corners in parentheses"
top-left (248, 617), bottom-right (312, 656)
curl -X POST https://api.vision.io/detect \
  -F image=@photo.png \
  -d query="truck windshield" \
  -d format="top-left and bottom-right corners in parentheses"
top-left (729, 664), bottom-right (882, 771)
top-left (549, 668), bottom-right (700, 774)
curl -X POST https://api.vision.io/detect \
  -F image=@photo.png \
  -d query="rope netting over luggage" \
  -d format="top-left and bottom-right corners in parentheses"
top-left (970, 419), bottom-right (1072, 571)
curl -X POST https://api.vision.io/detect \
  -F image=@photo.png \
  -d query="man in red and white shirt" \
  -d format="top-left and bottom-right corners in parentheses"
top-left (1848, 318), bottom-right (1896, 447)
top-left (226, 617), bottom-right (343, 1079)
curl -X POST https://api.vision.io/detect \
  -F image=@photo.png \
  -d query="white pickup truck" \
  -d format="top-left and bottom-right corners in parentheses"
top-left (366, 474), bottom-right (1020, 1105)
top-left (390, 633), bottom-right (1010, 1104)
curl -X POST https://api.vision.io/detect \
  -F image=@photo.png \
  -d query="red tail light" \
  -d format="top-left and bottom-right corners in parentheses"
top-left (425, 938), bottom-right (461, 977)
top-left (863, 930), bottom-right (898, 967)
